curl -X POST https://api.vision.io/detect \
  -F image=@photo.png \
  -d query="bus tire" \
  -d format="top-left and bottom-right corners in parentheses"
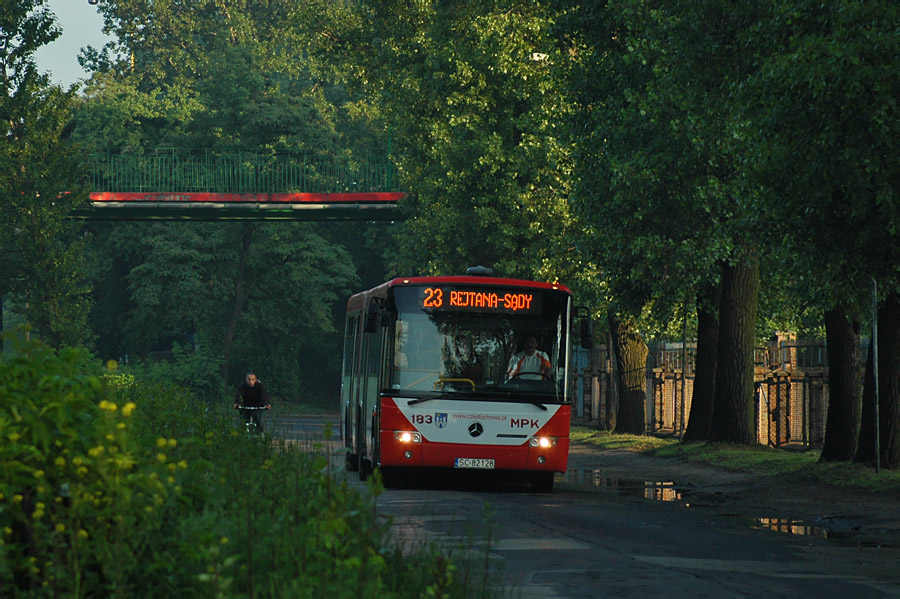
top-left (531, 472), bottom-right (554, 493)
top-left (380, 467), bottom-right (404, 489)
top-left (346, 448), bottom-right (358, 472)
top-left (359, 455), bottom-right (372, 481)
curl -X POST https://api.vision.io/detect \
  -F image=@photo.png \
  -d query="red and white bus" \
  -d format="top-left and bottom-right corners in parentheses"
top-left (340, 268), bottom-right (590, 492)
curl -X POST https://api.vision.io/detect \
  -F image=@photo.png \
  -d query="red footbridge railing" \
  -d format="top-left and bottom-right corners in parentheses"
top-left (74, 150), bottom-right (407, 221)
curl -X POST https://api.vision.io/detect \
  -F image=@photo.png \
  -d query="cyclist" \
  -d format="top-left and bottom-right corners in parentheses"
top-left (234, 371), bottom-right (271, 433)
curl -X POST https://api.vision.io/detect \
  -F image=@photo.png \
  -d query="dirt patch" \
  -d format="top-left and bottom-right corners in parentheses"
top-left (566, 441), bottom-right (900, 547)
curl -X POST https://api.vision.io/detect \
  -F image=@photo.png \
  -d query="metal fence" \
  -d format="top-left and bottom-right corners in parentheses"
top-left (573, 338), bottom-right (831, 449)
top-left (90, 150), bottom-right (399, 194)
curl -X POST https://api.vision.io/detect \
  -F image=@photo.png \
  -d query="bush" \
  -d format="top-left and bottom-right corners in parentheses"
top-left (0, 337), bottom-right (498, 598)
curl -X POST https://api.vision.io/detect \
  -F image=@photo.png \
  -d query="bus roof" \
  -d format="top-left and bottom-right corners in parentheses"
top-left (386, 276), bottom-right (571, 294)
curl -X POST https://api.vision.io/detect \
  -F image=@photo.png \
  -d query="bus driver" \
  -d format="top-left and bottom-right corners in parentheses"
top-left (506, 335), bottom-right (551, 380)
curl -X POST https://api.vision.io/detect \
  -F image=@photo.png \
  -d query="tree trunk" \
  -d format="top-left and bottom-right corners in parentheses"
top-left (683, 282), bottom-right (721, 442)
top-left (878, 293), bottom-right (900, 469)
top-left (709, 253), bottom-right (759, 444)
top-left (608, 312), bottom-right (648, 434)
top-left (820, 305), bottom-right (862, 462)
top-left (855, 339), bottom-right (877, 464)
top-left (222, 223), bottom-right (256, 383)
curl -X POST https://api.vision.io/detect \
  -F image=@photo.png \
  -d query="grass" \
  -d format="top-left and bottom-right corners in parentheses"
top-left (571, 426), bottom-right (900, 497)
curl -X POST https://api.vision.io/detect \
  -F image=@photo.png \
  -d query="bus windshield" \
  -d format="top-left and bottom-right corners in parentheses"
top-left (389, 285), bottom-right (571, 402)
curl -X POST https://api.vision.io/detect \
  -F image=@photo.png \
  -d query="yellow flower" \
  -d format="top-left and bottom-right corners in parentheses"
top-left (117, 422), bottom-right (127, 430)
top-left (88, 446), bottom-right (104, 457)
top-left (78, 529), bottom-right (88, 539)
top-left (54, 457), bottom-right (66, 468)
top-left (156, 453), bottom-right (167, 463)
top-left (156, 438), bottom-right (167, 449)
top-left (105, 434), bottom-right (115, 442)
top-left (99, 400), bottom-right (109, 410)
top-left (13, 494), bottom-right (23, 504)
top-left (167, 438), bottom-right (177, 448)
top-left (32, 509), bottom-right (44, 520)
top-left (3, 527), bottom-right (12, 536)
top-left (77, 467), bottom-right (88, 476)
top-left (55, 524), bottom-right (65, 533)
top-left (34, 469), bottom-right (45, 478)
top-left (9, 433), bottom-right (21, 442)
top-left (167, 476), bottom-right (176, 485)
top-left (178, 460), bottom-right (188, 470)
top-left (220, 536), bottom-right (229, 545)
top-left (122, 402), bottom-right (137, 417)
top-left (72, 457), bottom-right (83, 466)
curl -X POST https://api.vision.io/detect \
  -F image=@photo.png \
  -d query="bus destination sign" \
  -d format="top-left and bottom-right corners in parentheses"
top-left (420, 287), bottom-right (542, 314)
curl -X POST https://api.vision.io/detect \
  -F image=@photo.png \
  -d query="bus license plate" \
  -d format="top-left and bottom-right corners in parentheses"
top-left (454, 458), bottom-right (495, 469)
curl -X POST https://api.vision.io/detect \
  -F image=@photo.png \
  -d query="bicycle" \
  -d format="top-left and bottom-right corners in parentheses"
top-left (235, 404), bottom-right (269, 435)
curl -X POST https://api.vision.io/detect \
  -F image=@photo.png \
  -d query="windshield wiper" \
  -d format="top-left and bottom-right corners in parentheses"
top-left (407, 395), bottom-right (549, 410)
top-left (406, 396), bottom-right (458, 406)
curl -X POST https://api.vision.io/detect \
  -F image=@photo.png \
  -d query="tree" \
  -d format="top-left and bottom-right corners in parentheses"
top-left (559, 1), bottom-right (768, 442)
top-left (91, 221), bottom-right (357, 400)
top-left (820, 307), bottom-right (862, 461)
top-left (608, 312), bottom-right (648, 434)
top-left (313, 0), bottom-right (575, 280)
top-left (0, 0), bottom-right (92, 347)
top-left (739, 0), bottom-right (900, 464)
top-left (74, 0), bottom-right (387, 402)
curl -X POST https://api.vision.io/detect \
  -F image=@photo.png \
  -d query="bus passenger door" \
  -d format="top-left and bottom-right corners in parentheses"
top-left (341, 313), bottom-right (361, 470)
top-left (358, 306), bottom-right (389, 480)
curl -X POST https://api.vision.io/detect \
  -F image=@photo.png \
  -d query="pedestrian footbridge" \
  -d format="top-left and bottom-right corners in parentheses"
top-left (73, 150), bottom-right (406, 221)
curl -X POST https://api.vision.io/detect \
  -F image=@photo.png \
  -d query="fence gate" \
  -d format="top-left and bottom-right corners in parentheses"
top-left (762, 370), bottom-right (812, 448)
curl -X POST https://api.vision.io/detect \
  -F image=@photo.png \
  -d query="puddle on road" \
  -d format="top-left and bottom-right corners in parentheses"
top-left (754, 517), bottom-right (828, 538)
top-left (562, 469), bottom-right (686, 503)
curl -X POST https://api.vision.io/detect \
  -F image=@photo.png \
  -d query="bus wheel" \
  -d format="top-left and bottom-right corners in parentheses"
top-left (358, 454), bottom-right (372, 481)
top-left (531, 472), bottom-right (554, 493)
top-left (380, 467), bottom-right (404, 489)
top-left (345, 448), bottom-right (358, 472)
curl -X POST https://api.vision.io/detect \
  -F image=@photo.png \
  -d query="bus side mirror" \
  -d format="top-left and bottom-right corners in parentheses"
top-left (364, 300), bottom-right (380, 333)
top-left (580, 317), bottom-right (594, 349)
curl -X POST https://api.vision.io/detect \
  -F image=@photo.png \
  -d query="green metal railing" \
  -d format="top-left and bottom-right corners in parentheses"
top-left (90, 149), bottom-right (399, 194)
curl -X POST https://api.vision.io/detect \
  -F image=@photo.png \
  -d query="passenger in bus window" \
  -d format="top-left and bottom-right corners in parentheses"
top-left (394, 321), bottom-right (409, 368)
top-left (446, 335), bottom-right (481, 382)
top-left (506, 335), bottom-right (551, 380)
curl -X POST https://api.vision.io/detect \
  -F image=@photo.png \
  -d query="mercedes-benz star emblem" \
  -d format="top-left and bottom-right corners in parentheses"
top-left (468, 422), bottom-right (484, 438)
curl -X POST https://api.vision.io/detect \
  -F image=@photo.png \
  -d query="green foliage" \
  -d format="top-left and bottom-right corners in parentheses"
top-left (0, 0), bottom-right (93, 347)
top-left (86, 220), bottom-right (357, 402)
top-left (0, 337), bottom-right (499, 598)
top-left (125, 341), bottom-right (227, 405)
top-left (324, 0), bottom-right (575, 280)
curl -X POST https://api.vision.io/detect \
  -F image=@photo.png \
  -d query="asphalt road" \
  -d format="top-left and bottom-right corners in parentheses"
top-left (278, 415), bottom-right (900, 598)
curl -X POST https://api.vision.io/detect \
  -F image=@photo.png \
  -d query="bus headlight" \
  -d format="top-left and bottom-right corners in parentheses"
top-left (529, 436), bottom-right (557, 448)
top-left (394, 431), bottom-right (422, 443)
